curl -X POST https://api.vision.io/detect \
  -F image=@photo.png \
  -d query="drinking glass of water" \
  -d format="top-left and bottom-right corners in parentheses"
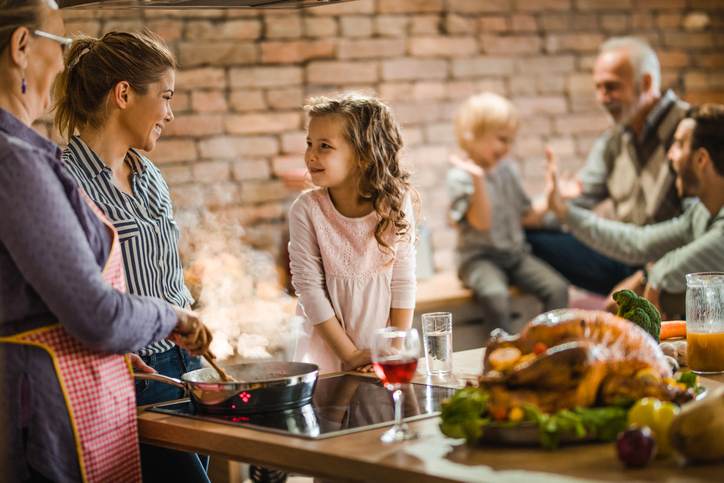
top-left (421, 312), bottom-right (453, 376)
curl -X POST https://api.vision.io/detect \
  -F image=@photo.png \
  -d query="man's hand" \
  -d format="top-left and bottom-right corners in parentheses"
top-left (128, 353), bottom-right (156, 374)
top-left (605, 270), bottom-right (646, 313)
top-left (545, 146), bottom-right (568, 220)
top-left (449, 153), bottom-right (485, 178)
top-left (171, 306), bottom-right (213, 356)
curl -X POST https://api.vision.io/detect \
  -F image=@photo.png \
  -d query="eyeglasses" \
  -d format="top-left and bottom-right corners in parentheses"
top-left (33, 30), bottom-right (72, 52)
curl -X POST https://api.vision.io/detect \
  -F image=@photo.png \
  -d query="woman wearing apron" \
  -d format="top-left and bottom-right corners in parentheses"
top-left (54, 31), bottom-right (210, 482)
top-left (0, 2), bottom-right (212, 482)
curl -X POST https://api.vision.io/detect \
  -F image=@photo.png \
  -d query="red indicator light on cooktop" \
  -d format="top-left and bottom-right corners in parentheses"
top-left (239, 391), bottom-right (251, 403)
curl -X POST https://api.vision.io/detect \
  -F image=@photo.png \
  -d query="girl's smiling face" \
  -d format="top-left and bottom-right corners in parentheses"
top-left (305, 114), bottom-right (358, 190)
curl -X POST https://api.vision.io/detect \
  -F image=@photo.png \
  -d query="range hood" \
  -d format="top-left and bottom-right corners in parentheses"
top-left (59, 0), bottom-right (355, 9)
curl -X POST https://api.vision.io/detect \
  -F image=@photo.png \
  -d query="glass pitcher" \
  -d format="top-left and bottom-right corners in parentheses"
top-left (686, 272), bottom-right (724, 374)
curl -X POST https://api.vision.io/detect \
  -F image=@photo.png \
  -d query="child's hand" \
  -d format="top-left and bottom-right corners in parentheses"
top-left (545, 147), bottom-right (568, 220)
top-left (355, 364), bottom-right (376, 374)
top-left (449, 153), bottom-right (484, 178)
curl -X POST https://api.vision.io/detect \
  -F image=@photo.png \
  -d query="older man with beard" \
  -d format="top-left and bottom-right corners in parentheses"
top-left (527, 36), bottom-right (690, 299)
top-left (547, 104), bottom-right (724, 317)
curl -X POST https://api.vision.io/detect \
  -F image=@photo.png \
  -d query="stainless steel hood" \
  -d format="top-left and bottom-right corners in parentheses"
top-left (59, 0), bottom-right (355, 9)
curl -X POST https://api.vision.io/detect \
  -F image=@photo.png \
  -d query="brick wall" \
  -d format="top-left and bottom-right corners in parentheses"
top-left (56, 0), bottom-right (724, 272)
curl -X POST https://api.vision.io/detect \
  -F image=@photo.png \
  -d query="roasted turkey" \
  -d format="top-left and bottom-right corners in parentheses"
top-left (479, 309), bottom-right (691, 416)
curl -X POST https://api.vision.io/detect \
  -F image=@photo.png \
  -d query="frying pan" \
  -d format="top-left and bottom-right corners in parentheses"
top-left (135, 361), bottom-right (318, 415)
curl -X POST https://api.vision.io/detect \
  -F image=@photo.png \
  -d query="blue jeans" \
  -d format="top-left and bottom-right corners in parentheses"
top-left (525, 229), bottom-right (638, 296)
top-left (135, 347), bottom-right (210, 483)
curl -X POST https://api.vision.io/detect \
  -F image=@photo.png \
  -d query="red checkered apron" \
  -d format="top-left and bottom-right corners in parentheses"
top-left (0, 191), bottom-right (142, 483)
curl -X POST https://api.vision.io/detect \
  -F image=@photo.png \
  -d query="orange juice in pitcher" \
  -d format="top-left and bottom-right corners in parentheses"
top-left (686, 273), bottom-right (724, 374)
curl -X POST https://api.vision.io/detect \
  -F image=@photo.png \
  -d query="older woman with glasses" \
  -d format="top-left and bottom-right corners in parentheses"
top-left (0, 2), bottom-right (212, 482)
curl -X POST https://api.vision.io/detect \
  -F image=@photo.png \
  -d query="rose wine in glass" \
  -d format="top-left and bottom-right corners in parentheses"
top-left (371, 327), bottom-right (420, 443)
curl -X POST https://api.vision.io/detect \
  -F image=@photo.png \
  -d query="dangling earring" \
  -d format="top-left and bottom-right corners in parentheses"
top-left (21, 69), bottom-right (27, 95)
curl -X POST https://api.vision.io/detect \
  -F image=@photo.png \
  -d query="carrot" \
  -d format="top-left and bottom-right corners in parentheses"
top-left (660, 321), bottom-right (686, 340)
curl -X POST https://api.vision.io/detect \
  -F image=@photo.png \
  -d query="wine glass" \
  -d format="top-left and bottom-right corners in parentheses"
top-left (371, 327), bottom-right (420, 443)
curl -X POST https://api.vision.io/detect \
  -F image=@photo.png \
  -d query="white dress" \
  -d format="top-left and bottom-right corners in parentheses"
top-left (288, 188), bottom-right (416, 371)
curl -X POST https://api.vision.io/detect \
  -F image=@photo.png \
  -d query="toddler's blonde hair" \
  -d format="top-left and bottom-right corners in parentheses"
top-left (454, 92), bottom-right (518, 152)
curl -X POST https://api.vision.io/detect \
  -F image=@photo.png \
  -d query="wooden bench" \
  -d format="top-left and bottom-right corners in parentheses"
top-left (415, 271), bottom-right (523, 314)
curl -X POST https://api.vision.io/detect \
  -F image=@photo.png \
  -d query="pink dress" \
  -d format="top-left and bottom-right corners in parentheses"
top-left (288, 189), bottom-right (416, 371)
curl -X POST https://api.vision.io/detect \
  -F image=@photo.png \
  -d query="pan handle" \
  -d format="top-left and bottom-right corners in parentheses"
top-left (134, 373), bottom-right (187, 391)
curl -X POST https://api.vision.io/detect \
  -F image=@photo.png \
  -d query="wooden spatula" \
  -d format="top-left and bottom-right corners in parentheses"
top-left (202, 352), bottom-right (234, 382)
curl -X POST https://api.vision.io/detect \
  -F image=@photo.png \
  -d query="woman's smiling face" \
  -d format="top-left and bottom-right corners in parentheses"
top-left (119, 68), bottom-right (175, 152)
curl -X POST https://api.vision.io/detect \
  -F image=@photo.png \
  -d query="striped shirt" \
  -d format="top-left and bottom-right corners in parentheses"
top-left (63, 136), bottom-right (193, 356)
top-left (565, 202), bottom-right (724, 293)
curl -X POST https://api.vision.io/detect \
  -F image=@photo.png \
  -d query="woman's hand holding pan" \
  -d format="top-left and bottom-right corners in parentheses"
top-left (171, 306), bottom-right (213, 356)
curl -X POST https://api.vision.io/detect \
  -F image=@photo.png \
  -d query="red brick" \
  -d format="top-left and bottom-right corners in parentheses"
top-left (229, 90), bottom-right (266, 112)
top-left (164, 114), bottom-right (224, 137)
top-left (690, 0), bottom-right (724, 8)
top-left (270, 155), bottom-right (305, 175)
top-left (683, 12), bottom-right (711, 31)
top-left (575, 0), bottom-right (631, 9)
top-left (338, 38), bottom-right (406, 59)
top-left (539, 14), bottom-right (569, 31)
top-left (199, 136), bottom-right (278, 159)
top-left (424, 122), bottom-right (455, 143)
top-left (307, 61), bottom-right (378, 85)
top-left (566, 73), bottom-right (594, 94)
top-left (223, 203), bottom-right (285, 227)
top-left (655, 13), bottom-right (682, 29)
top-left (448, 0), bottom-right (512, 13)
top-left (202, 182), bottom-right (239, 209)
top-left (281, 131), bottom-right (307, 154)
top-left (481, 34), bottom-right (542, 54)
top-left (176, 68), bottom-right (226, 90)
top-left (659, 51), bottom-right (690, 69)
top-left (178, 42), bottom-right (257, 67)
top-left (402, 127), bottom-right (424, 146)
top-left (413, 81), bottom-right (447, 100)
top-left (102, 20), bottom-right (144, 32)
top-left (229, 67), bottom-right (303, 88)
top-left (638, 0), bottom-right (686, 7)
top-left (600, 14), bottom-right (630, 32)
top-left (191, 90), bottom-right (228, 113)
top-left (150, 139), bottom-right (197, 164)
top-left (409, 37), bottom-right (479, 57)
top-left (172, 92), bottom-right (191, 113)
top-left (663, 32), bottom-right (714, 48)
top-left (192, 161), bottom-right (231, 183)
top-left (266, 88), bottom-right (303, 110)
top-left (225, 112), bottom-right (301, 135)
top-left (631, 13), bottom-right (654, 30)
top-left (545, 34), bottom-right (604, 53)
top-left (383, 59), bottom-right (448, 81)
top-left (306, 0), bottom-right (375, 15)
top-left (265, 15), bottom-right (302, 39)
top-left (479, 16), bottom-right (509, 32)
top-left (239, 180), bottom-right (289, 204)
top-left (403, 145), bottom-right (448, 166)
top-left (511, 15), bottom-right (538, 32)
top-left (379, 82), bottom-right (413, 101)
top-left (684, 91), bottom-right (724, 105)
top-left (515, 55), bottom-right (575, 73)
top-left (513, 135), bottom-right (544, 158)
top-left (304, 17), bottom-right (338, 37)
top-left (389, 102), bottom-right (445, 125)
top-left (232, 159), bottom-right (272, 181)
top-left (695, 53), bottom-right (724, 68)
top-left (514, 96), bottom-right (567, 115)
top-left (517, 117), bottom-right (553, 136)
top-left (441, 15), bottom-right (472, 36)
top-left (546, 136), bottom-right (577, 157)
top-left (61, 10), bottom-right (99, 21)
top-left (475, 78), bottom-right (508, 96)
top-left (554, 113), bottom-right (611, 134)
top-left (146, 20), bottom-right (183, 42)
top-left (171, 185), bottom-right (205, 210)
top-left (261, 40), bottom-right (335, 64)
top-left (375, 15), bottom-right (410, 37)
top-left (451, 57), bottom-right (515, 78)
top-left (377, 0), bottom-right (444, 14)
top-left (64, 20), bottom-right (101, 37)
top-left (443, 80), bottom-right (478, 100)
top-left (340, 16), bottom-right (373, 37)
top-left (516, 0), bottom-right (571, 11)
top-left (185, 19), bottom-right (261, 40)
top-left (159, 165), bottom-right (193, 185)
top-left (509, 77), bottom-right (536, 95)
top-left (410, 15), bottom-right (440, 35)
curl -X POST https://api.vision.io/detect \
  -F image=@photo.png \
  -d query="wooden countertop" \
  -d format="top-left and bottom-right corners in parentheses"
top-left (137, 349), bottom-right (724, 482)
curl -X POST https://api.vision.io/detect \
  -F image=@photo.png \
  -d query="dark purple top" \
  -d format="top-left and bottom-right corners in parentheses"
top-left (0, 108), bottom-right (177, 482)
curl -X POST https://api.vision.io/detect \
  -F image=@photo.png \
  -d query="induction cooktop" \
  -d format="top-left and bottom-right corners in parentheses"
top-left (147, 374), bottom-right (456, 439)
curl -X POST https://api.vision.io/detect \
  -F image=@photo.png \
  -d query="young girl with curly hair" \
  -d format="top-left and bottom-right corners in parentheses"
top-left (289, 93), bottom-right (417, 372)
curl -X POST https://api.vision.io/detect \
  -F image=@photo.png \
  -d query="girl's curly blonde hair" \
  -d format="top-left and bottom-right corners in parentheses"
top-left (305, 93), bottom-right (417, 255)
